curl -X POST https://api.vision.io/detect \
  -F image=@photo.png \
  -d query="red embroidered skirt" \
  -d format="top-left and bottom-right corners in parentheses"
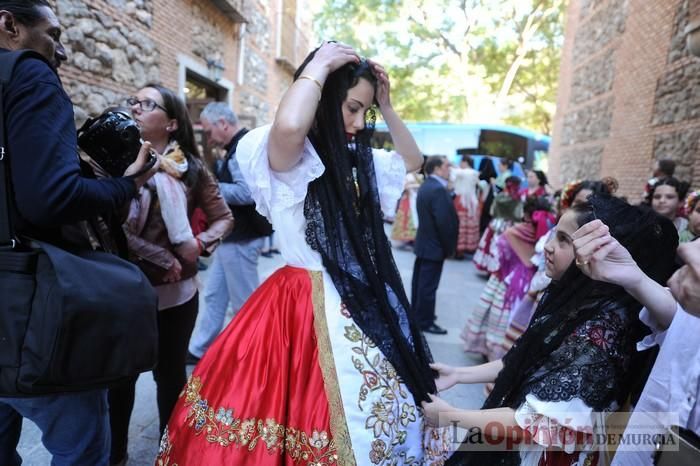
top-left (156, 266), bottom-right (345, 465)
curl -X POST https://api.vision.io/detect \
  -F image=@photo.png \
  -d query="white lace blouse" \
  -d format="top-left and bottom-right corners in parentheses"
top-left (236, 124), bottom-right (406, 270)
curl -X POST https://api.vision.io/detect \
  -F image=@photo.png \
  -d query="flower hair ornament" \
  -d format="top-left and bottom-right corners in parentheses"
top-left (560, 180), bottom-right (583, 210)
top-left (684, 190), bottom-right (700, 216)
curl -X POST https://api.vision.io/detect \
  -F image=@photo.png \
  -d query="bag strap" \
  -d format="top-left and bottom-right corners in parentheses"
top-left (0, 49), bottom-right (50, 249)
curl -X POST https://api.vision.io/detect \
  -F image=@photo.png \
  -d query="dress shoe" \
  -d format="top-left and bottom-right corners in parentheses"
top-left (422, 324), bottom-right (447, 335)
top-left (185, 351), bottom-right (200, 365)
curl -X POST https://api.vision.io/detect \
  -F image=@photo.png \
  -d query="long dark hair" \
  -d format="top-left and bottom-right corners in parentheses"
top-left (478, 157), bottom-right (497, 181)
top-left (532, 169), bottom-right (548, 187)
top-left (297, 48), bottom-right (436, 403)
top-left (644, 176), bottom-right (690, 206)
top-left (489, 196), bottom-right (677, 407)
top-left (144, 83), bottom-right (202, 188)
top-left (0, 0), bottom-right (50, 25)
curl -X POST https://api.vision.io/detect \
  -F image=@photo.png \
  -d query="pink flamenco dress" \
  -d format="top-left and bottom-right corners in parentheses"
top-left (461, 211), bottom-right (554, 361)
top-left (472, 188), bottom-right (522, 274)
top-left (155, 126), bottom-right (450, 466)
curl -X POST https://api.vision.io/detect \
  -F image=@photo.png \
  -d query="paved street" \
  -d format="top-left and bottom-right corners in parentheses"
top-left (18, 231), bottom-right (488, 465)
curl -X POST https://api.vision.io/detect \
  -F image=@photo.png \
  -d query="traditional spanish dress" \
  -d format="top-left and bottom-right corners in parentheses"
top-left (452, 168), bottom-right (480, 255)
top-left (156, 126), bottom-right (449, 466)
top-left (461, 223), bottom-right (536, 360)
top-left (391, 173), bottom-right (421, 243)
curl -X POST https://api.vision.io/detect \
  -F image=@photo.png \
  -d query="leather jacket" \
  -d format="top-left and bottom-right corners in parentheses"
top-left (124, 159), bottom-right (234, 285)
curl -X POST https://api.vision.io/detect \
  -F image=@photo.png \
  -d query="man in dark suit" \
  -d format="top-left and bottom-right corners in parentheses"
top-left (411, 156), bottom-right (458, 334)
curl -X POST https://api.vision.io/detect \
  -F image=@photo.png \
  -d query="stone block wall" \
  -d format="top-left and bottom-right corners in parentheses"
top-left (550, 0), bottom-right (700, 197)
top-left (47, 0), bottom-right (311, 128)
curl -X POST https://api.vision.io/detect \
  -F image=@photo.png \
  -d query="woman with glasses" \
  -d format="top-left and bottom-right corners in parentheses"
top-left (108, 84), bottom-right (233, 466)
top-left (156, 42), bottom-right (449, 465)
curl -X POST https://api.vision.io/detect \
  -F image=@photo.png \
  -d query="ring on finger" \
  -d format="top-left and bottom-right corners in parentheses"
top-left (575, 258), bottom-right (590, 266)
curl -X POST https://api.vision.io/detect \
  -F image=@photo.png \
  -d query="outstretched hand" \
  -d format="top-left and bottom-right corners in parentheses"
top-left (367, 59), bottom-right (391, 109)
top-left (430, 362), bottom-right (460, 392)
top-left (422, 394), bottom-right (457, 427)
top-left (572, 220), bottom-right (641, 289)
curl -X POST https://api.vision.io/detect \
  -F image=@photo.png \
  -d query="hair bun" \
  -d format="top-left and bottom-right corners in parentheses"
top-left (601, 176), bottom-right (619, 195)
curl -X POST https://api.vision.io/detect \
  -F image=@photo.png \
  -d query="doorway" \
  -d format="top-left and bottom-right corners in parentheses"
top-left (184, 71), bottom-right (228, 169)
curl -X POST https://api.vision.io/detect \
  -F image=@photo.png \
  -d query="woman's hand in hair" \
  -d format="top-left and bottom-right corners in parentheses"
top-left (368, 59), bottom-right (391, 110)
top-left (367, 59), bottom-right (422, 171)
top-left (305, 41), bottom-right (359, 77)
top-left (572, 219), bottom-right (642, 289)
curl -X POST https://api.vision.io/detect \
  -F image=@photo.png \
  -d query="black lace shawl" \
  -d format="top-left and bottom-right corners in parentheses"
top-left (447, 195), bottom-right (678, 465)
top-left (302, 124), bottom-right (436, 405)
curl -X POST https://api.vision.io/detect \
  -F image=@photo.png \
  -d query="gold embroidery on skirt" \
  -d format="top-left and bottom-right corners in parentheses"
top-left (179, 375), bottom-right (339, 464)
top-left (309, 270), bottom-right (357, 466)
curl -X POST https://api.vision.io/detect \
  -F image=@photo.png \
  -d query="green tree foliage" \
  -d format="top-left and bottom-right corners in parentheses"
top-left (314, 0), bottom-right (565, 134)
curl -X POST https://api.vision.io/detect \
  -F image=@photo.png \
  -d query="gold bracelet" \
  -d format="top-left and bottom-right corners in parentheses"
top-left (297, 75), bottom-right (323, 92)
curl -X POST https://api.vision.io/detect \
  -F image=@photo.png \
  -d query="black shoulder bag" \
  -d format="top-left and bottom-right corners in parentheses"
top-left (0, 50), bottom-right (158, 396)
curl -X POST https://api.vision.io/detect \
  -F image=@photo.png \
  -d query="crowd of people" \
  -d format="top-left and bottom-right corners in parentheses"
top-left (391, 150), bottom-right (700, 463)
top-left (2, 2), bottom-right (700, 466)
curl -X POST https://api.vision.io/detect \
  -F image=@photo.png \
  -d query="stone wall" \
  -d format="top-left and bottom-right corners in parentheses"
top-left (54, 0), bottom-right (159, 124)
top-left (238, 89), bottom-right (271, 126)
top-left (572, 0), bottom-right (628, 63)
top-left (45, 0), bottom-right (311, 128)
top-left (244, 48), bottom-right (269, 94)
top-left (559, 146), bottom-right (604, 181)
top-left (191, 4), bottom-right (225, 62)
top-left (570, 49), bottom-right (616, 105)
top-left (668, 0), bottom-right (690, 64)
top-left (651, 61), bottom-right (700, 126)
top-left (560, 98), bottom-right (614, 146)
top-left (550, 0), bottom-right (700, 196)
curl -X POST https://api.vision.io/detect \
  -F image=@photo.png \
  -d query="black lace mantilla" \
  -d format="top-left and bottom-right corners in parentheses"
top-left (512, 306), bottom-right (633, 411)
top-left (303, 141), bottom-right (436, 404)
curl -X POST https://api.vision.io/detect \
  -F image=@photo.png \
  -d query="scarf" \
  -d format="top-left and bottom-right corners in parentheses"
top-left (148, 141), bottom-right (193, 245)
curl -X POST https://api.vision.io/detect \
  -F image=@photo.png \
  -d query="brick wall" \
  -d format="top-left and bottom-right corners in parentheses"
top-left (550, 0), bottom-right (700, 197)
top-left (48, 0), bottom-right (312, 127)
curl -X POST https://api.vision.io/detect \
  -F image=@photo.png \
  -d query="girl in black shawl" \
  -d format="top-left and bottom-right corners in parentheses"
top-left (423, 194), bottom-right (678, 465)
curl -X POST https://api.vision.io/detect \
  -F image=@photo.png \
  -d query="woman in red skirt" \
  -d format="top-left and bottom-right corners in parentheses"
top-left (156, 42), bottom-right (450, 465)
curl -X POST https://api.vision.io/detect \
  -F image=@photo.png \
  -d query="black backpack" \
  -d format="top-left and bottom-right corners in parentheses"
top-left (0, 50), bottom-right (158, 396)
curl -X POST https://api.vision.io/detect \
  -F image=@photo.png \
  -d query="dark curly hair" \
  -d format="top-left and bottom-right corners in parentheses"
top-left (643, 176), bottom-right (690, 206)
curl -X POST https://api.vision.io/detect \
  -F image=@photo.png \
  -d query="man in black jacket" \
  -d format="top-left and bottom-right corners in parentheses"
top-left (411, 156), bottom-right (458, 334)
top-left (187, 102), bottom-right (272, 364)
top-left (0, 2), bottom-right (154, 465)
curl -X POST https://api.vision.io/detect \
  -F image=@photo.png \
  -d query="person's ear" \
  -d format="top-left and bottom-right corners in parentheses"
top-left (0, 11), bottom-right (20, 39)
top-left (166, 119), bottom-right (178, 133)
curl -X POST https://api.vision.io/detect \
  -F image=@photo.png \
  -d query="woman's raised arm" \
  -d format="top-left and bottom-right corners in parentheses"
top-left (268, 42), bottom-right (359, 172)
top-left (368, 60), bottom-right (423, 173)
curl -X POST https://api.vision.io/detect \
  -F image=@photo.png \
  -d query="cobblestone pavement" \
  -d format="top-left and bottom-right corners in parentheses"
top-left (17, 233), bottom-right (487, 465)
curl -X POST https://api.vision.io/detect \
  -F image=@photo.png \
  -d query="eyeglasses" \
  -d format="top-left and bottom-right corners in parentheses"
top-left (126, 97), bottom-right (167, 113)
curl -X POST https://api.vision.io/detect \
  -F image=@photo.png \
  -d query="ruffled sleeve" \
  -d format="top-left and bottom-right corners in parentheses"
top-left (371, 148), bottom-right (407, 217)
top-left (514, 394), bottom-right (598, 453)
top-left (636, 302), bottom-right (680, 351)
top-left (237, 125), bottom-right (326, 221)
